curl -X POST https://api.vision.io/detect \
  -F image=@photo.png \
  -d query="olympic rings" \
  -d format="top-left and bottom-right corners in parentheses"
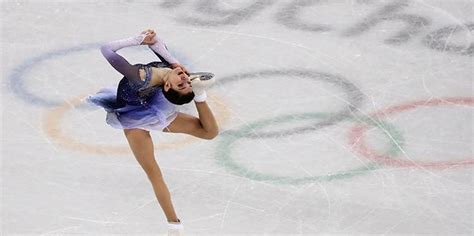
top-left (42, 93), bottom-right (231, 155)
top-left (213, 69), bottom-right (364, 138)
top-left (349, 97), bottom-right (474, 168)
top-left (215, 112), bottom-right (404, 184)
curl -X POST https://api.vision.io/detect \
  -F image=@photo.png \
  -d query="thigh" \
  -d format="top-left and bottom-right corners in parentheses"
top-left (124, 129), bottom-right (162, 176)
top-left (163, 112), bottom-right (207, 138)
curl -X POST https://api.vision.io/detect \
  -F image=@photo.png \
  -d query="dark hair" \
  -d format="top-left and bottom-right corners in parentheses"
top-left (163, 89), bottom-right (195, 105)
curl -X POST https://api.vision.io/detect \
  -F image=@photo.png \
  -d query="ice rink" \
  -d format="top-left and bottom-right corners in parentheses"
top-left (2, 0), bottom-right (473, 235)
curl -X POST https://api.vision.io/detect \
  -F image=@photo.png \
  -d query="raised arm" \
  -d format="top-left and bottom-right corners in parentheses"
top-left (100, 31), bottom-right (155, 80)
top-left (148, 33), bottom-right (189, 74)
top-left (148, 34), bottom-right (180, 65)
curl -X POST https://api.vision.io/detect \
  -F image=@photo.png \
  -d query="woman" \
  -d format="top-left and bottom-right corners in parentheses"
top-left (88, 29), bottom-right (218, 234)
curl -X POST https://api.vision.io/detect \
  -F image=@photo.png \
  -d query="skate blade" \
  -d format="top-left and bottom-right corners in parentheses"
top-left (189, 72), bottom-right (214, 81)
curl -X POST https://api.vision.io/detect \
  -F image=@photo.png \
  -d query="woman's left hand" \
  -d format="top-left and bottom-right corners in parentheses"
top-left (140, 29), bottom-right (157, 45)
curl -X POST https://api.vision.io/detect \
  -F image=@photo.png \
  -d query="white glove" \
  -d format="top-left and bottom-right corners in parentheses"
top-left (190, 72), bottom-right (215, 102)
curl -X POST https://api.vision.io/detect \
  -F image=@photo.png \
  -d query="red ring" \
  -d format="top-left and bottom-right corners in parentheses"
top-left (349, 97), bottom-right (474, 169)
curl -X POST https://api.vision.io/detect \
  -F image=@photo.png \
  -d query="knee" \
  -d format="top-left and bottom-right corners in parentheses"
top-left (203, 129), bottom-right (219, 140)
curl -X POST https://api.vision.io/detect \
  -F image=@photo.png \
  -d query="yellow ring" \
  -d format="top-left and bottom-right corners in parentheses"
top-left (42, 92), bottom-right (230, 155)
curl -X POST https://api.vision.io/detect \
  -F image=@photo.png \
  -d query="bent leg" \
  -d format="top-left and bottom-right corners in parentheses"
top-left (164, 101), bottom-right (219, 139)
top-left (123, 128), bottom-right (179, 222)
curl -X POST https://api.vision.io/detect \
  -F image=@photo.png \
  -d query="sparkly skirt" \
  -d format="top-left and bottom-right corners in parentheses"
top-left (87, 82), bottom-right (178, 131)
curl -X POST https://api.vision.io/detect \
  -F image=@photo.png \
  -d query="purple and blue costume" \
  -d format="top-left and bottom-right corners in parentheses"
top-left (87, 34), bottom-right (180, 131)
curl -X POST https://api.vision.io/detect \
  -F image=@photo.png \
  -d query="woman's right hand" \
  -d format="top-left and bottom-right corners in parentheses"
top-left (140, 29), bottom-right (157, 45)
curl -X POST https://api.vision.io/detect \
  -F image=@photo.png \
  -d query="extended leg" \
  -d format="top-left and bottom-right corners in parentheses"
top-left (123, 128), bottom-right (179, 222)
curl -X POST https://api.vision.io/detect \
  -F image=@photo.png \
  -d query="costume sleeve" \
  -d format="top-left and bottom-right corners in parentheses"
top-left (148, 35), bottom-right (180, 65)
top-left (100, 35), bottom-right (145, 80)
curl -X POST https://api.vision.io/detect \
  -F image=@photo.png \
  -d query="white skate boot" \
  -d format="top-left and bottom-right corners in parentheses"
top-left (167, 220), bottom-right (184, 236)
top-left (190, 72), bottom-right (215, 102)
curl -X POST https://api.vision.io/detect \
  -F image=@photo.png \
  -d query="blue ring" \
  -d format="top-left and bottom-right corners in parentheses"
top-left (6, 42), bottom-right (191, 108)
top-left (7, 43), bottom-right (101, 107)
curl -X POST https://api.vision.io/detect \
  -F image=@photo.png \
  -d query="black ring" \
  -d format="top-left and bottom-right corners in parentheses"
top-left (213, 69), bottom-right (364, 138)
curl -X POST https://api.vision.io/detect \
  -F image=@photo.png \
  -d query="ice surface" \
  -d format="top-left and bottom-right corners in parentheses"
top-left (1, 0), bottom-right (473, 235)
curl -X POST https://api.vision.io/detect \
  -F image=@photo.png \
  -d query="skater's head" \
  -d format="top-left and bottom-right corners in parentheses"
top-left (163, 67), bottom-right (195, 105)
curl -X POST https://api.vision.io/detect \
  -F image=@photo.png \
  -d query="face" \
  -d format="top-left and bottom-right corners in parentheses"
top-left (164, 67), bottom-right (193, 94)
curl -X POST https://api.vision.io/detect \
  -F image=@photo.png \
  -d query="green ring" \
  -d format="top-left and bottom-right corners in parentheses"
top-left (215, 112), bottom-right (404, 185)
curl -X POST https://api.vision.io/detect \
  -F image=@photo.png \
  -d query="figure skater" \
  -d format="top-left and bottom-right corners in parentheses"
top-left (88, 29), bottom-right (218, 235)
